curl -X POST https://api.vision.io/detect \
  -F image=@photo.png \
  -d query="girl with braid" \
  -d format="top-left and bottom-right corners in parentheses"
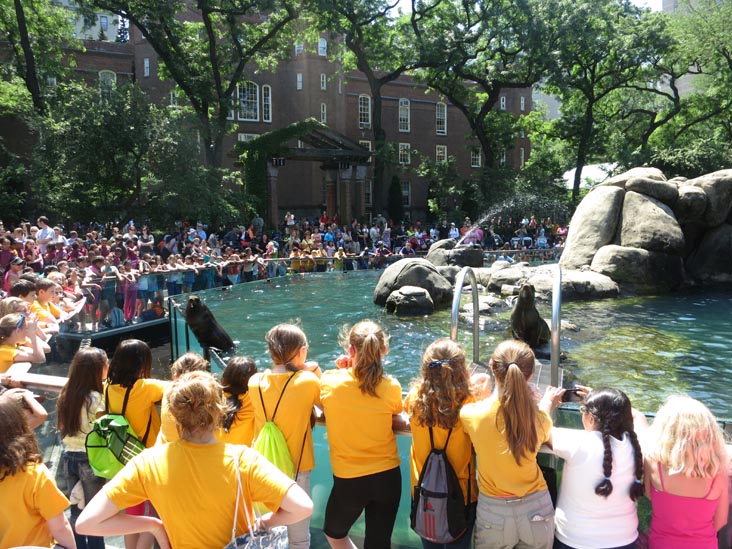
top-left (550, 387), bottom-right (644, 549)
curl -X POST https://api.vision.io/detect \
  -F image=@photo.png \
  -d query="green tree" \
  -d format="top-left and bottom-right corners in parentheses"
top-left (542, 0), bottom-right (669, 199)
top-left (413, 0), bottom-right (561, 201)
top-left (0, 0), bottom-right (78, 115)
top-left (316, 0), bottom-right (437, 216)
top-left (79, 0), bottom-right (304, 169)
top-left (387, 175), bottom-right (405, 224)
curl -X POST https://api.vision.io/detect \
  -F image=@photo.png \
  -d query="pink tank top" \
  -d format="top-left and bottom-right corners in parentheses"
top-left (649, 462), bottom-right (719, 548)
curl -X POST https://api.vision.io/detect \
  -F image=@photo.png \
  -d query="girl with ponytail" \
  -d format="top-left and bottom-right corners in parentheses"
top-left (550, 387), bottom-right (644, 549)
top-left (460, 339), bottom-right (563, 549)
top-left (320, 320), bottom-right (403, 549)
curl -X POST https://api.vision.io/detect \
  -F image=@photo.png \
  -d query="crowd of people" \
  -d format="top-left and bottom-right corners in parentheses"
top-left (1, 324), bottom-right (730, 549)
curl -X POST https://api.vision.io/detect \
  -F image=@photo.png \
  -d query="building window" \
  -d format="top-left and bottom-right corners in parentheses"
top-left (98, 70), bottom-right (116, 99)
top-left (320, 102), bottom-right (327, 123)
top-left (499, 150), bottom-right (507, 167)
top-left (297, 140), bottom-right (304, 148)
top-left (401, 180), bottom-right (411, 207)
top-left (398, 143), bottom-right (411, 165)
top-left (520, 147), bottom-right (525, 168)
top-left (338, 78), bottom-right (342, 94)
top-left (262, 85), bottom-right (272, 123)
top-left (358, 95), bottom-right (371, 129)
top-left (46, 76), bottom-right (57, 88)
top-left (318, 38), bottom-right (327, 56)
top-left (500, 96), bottom-right (507, 110)
top-left (470, 150), bottom-right (482, 168)
top-left (238, 133), bottom-right (258, 142)
top-left (436, 102), bottom-right (447, 135)
top-left (398, 98), bottom-right (410, 133)
top-left (296, 73), bottom-right (303, 90)
top-left (320, 73), bottom-right (327, 90)
top-left (365, 179), bottom-right (373, 207)
top-left (100, 15), bottom-right (108, 31)
top-left (169, 90), bottom-right (178, 107)
top-left (359, 140), bottom-right (372, 163)
top-left (143, 57), bottom-right (150, 78)
top-left (436, 145), bottom-right (447, 163)
top-left (295, 43), bottom-right (303, 56)
top-left (237, 81), bottom-right (259, 121)
top-left (520, 96), bottom-right (526, 111)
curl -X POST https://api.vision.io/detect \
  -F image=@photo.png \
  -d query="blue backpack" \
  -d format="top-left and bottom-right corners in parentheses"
top-left (410, 427), bottom-right (470, 544)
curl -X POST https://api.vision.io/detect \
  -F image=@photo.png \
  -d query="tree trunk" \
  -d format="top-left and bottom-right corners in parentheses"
top-left (372, 92), bottom-right (385, 217)
top-left (14, 0), bottom-right (45, 115)
top-left (572, 104), bottom-right (595, 200)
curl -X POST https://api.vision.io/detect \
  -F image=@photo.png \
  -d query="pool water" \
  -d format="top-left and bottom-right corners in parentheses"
top-left (169, 271), bottom-right (732, 546)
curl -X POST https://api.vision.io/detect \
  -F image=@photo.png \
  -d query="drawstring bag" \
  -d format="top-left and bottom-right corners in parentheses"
top-left (223, 450), bottom-right (288, 549)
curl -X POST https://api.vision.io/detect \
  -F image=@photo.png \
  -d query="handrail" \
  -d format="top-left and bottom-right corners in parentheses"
top-left (450, 266), bottom-right (480, 364)
top-left (551, 266), bottom-right (562, 387)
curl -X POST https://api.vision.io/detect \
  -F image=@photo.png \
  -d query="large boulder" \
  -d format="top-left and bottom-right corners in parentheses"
top-left (688, 170), bottom-right (732, 227)
top-left (374, 258), bottom-right (453, 307)
top-left (619, 191), bottom-right (684, 254)
top-left (559, 186), bottom-right (625, 269)
top-left (625, 177), bottom-right (678, 207)
top-left (527, 265), bottom-right (620, 301)
top-left (596, 167), bottom-right (666, 190)
top-left (686, 224), bottom-right (732, 282)
top-left (487, 264), bottom-right (533, 292)
top-left (673, 185), bottom-right (707, 224)
top-left (426, 239), bottom-right (484, 267)
top-left (435, 265), bottom-right (461, 284)
top-left (590, 245), bottom-right (684, 292)
top-left (385, 286), bottom-right (434, 315)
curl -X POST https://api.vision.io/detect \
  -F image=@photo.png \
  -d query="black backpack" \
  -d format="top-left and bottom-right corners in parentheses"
top-left (410, 427), bottom-right (470, 543)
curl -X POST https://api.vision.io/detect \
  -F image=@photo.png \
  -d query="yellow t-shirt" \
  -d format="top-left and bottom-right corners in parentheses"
top-left (404, 388), bottom-right (478, 505)
top-left (249, 370), bottom-right (320, 473)
top-left (319, 368), bottom-right (403, 478)
top-left (30, 299), bottom-right (61, 322)
top-left (217, 392), bottom-right (256, 446)
top-left (105, 441), bottom-right (294, 548)
top-left (155, 389), bottom-right (178, 445)
top-left (0, 343), bottom-right (18, 373)
top-left (0, 461), bottom-right (70, 548)
top-left (460, 397), bottom-right (552, 497)
top-left (105, 378), bottom-right (170, 448)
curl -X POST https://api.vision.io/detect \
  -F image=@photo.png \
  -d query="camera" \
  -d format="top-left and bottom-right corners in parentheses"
top-left (561, 388), bottom-right (582, 403)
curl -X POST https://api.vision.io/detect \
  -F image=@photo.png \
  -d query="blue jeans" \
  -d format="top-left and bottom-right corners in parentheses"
top-left (63, 451), bottom-right (106, 549)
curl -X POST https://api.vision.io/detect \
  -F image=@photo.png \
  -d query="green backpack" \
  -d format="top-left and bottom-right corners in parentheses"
top-left (85, 385), bottom-right (152, 479)
top-left (252, 371), bottom-right (307, 480)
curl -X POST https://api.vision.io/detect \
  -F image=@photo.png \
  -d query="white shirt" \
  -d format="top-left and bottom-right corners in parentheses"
top-left (552, 428), bottom-right (639, 549)
top-left (36, 226), bottom-right (54, 253)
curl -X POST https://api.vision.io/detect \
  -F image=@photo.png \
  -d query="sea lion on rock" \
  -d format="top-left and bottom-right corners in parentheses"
top-left (510, 283), bottom-right (551, 348)
top-left (184, 295), bottom-right (235, 352)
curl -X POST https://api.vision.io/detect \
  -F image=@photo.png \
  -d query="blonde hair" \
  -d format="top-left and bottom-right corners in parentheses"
top-left (265, 323), bottom-right (307, 372)
top-left (170, 352), bottom-right (209, 379)
top-left (491, 339), bottom-right (540, 465)
top-left (410, 338), bottom-right (471, 429)
top-left (0, 313), bottom-right (24, 344)
top-left (0, 297), bottom-right (26, 317)
top-left (647, 395), bottom-right (726, 478)
top-left (167, 371), bottom-right (226, 437)
top-left (340, 320), bottom-right (388, 397)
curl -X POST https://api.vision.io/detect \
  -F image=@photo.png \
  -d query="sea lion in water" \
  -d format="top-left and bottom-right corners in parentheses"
top-left (510, 283), bottom-right (551, 348)
top-left (184, 295), bottom-right (235, 352)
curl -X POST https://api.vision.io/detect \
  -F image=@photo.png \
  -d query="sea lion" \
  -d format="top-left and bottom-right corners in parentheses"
top-left (510, 283), bottom-right (551, 348)
top-left (184, 295), bottom-right (235, 352)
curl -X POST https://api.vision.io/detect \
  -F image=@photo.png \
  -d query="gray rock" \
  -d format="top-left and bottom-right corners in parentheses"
top-left (461, 296), bottom-right (498, 315)
top-left (525, 264), bottom-right (619, 300)
top-left (436, 265), bottom-right (461, 284)
top-left (501, 284), bottom-right (520, 296)
top-left (590, 245), bottom-right (683, 292)
top-left (490, 260), bottom-right (513, 273)
top-left (373, 258), bottom-right (453, 307)
top-left (686, 224), bottom-right (732, 283)
top-left (596, 167), bottom-right (666, 190)
top-left (688, 170), bottom-right (732, 227)
top-left (472, 267), bottom-right (493, 287)
top-left (385, 286), bottom-right (435, 315)
top-left (619, 191), bottom-right (684, 254)
top-left (625, 177), bottom-right (678, 207)
top-left (674, 185), bottom-right (707, 224)
top-left (426, 241), bottom-right (484, 267)
top-left (559, 186), bottom-right (625, 269)
top-left (487, 265), bottom-right (532, 291)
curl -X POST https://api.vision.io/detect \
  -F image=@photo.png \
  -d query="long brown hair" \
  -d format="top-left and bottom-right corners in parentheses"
top-left (265, 323), bottom-right (307, 372)
top-left (491, 339), bottom-right (540, 464)
top-left (107, 339), bottom-right (152, 388)
top-left (57, 347), bottom-right (108, 437)
top-left (0, 397), bottom-right (41, 479)
top-left (341, 320), bottom-right (388, 397)
top-left (410, 338), bottom-right (471, 429)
